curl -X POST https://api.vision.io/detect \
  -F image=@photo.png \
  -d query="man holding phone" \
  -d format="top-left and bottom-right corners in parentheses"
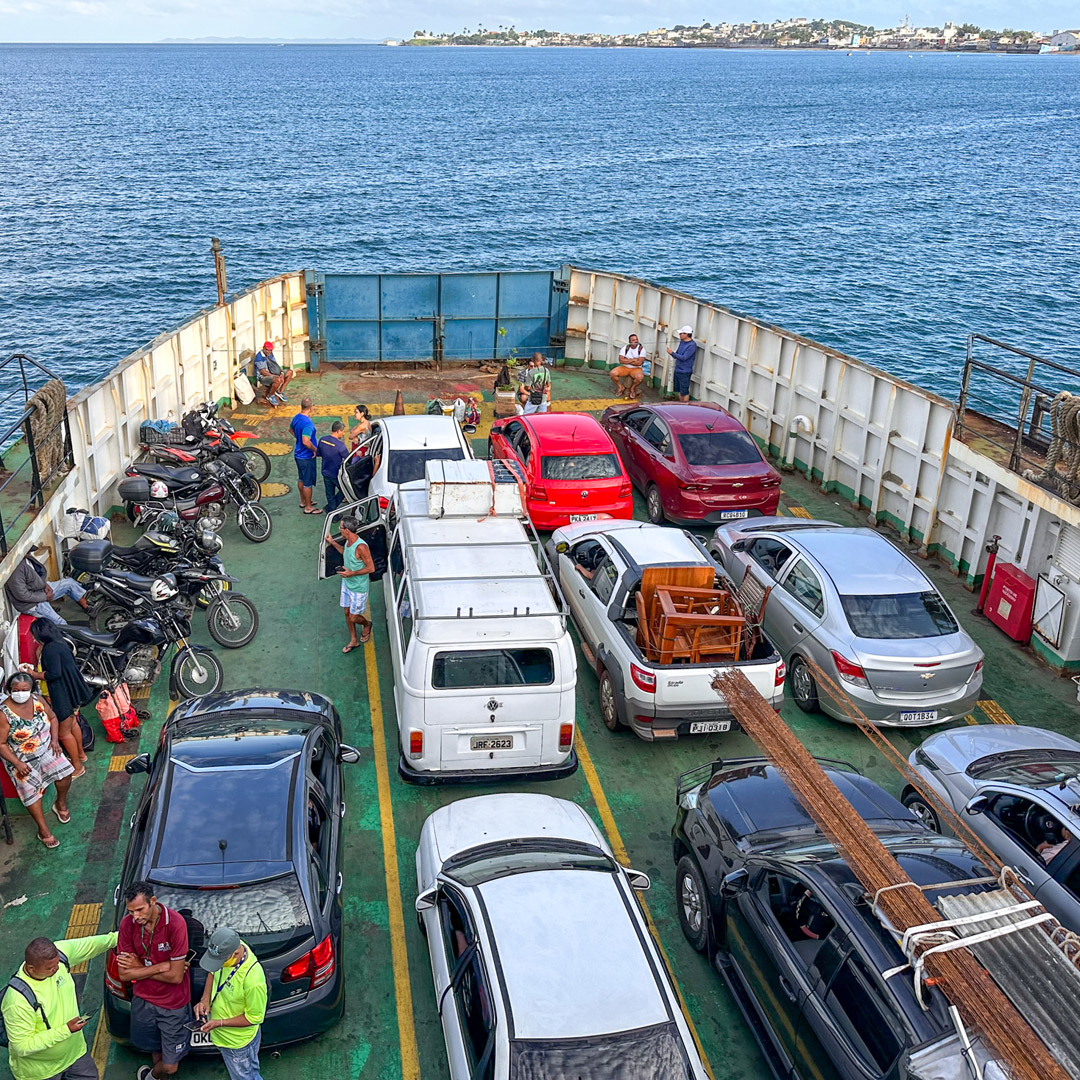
top-left (2, 931), bottom-right (118, 1080)
top-left (325, 516), bottom-right (374, 653)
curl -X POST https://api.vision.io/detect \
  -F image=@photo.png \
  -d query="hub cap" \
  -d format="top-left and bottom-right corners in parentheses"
top-left (908, 800), bottom-right (936, 828)
top-left (600, 677), bottom-right (616, 723)
top-left (792, 663), bottom-right (812, 701)
top-left (648, 489), bottom-right (661, 518)
top-left (681, 873), bottom-right (702, 933)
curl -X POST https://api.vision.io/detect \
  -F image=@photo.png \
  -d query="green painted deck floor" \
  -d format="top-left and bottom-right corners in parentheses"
top-left (1, 367), bottom-right (1077, 1080)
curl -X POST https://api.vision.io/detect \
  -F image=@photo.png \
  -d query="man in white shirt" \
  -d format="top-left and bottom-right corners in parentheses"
top-left (610, 335), bottom-right (650, 400)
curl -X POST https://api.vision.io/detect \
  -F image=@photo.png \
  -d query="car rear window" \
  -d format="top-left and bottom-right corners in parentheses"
top-left (839, 592), bottom-right (958, 639)
top-left (510, 1022), bottom-right (691, 1080)
top-left (967, 749), bottom-right (1080, 785)
top-left (432, 648), bottom-right (555, 689)
top-left (387, 447), bottom-right (465, 485)
top-left (540, 454), bottom-right (620, 481)
top-left (677, 431), bottom-right (762, 466)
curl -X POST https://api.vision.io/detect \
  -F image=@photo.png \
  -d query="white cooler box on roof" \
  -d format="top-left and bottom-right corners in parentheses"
top-left (424, 458), bottom-right (526, 519)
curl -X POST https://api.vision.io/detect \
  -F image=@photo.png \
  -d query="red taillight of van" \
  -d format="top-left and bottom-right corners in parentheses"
top-left (409, 731), bottom-right (423, 758)
top-left (559, 723), bottom-right (573, 751)
top-left (282, 934), bottom-right (336, 990)
top-left (630, 663), bottom-right (656, 693)
top-left (105, 950), bottom-right (129, 999)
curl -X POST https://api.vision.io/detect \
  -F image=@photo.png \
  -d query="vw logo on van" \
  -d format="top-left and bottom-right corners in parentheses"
top-left (485, 698), bottom-right (502, 712)
top-left (581, 490), bottom-right (589, 499)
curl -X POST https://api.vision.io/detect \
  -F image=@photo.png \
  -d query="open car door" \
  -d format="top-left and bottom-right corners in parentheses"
top-left (338, 424), bottom-right (382, 503)
top-left (318, 496), bottom-right (388, 582)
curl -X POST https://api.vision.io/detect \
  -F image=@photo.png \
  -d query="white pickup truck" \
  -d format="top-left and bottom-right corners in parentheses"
top-left (548, 520), bottom-right (785, 740)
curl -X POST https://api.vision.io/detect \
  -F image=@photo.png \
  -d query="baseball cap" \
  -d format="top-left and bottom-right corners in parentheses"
top-left (263, 340), bottom-right (274, 350)
top-left (678, 325), bottom-right (694, 335)
top-left (200, 927), bottom-right (242, 972)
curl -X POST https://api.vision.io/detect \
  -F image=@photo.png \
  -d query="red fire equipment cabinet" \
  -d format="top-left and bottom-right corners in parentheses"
top-left (985, 563), bottom-right (1036, 643)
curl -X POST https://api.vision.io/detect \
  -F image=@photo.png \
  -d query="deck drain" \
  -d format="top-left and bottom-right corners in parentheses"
top-left (254, 441), bottom-right (292, 456)
top-left (260, 482), bottom-right (291, 498)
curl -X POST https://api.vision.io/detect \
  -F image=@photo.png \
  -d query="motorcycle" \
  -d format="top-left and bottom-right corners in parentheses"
top-left (64, 616), bottom-right (166, 690)
top-left (141, 402), bottom-right (270, 483)
top-left (125, 452), bottom-right (260, 504)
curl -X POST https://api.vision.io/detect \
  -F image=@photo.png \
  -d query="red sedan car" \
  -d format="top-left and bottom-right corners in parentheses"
top-left (488, 412), bottom-right (634, 530)
top-left (601, 401), bottom-right (781, 525)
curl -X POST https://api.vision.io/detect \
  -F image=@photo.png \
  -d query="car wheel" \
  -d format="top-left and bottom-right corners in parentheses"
top-left (646, 485), bottom-right (665, 524)
top-left (902, 790), bottom-right (942, 833)
top-left (486, 437), bottom-right (494, 460)
top-left (676, 856), bottom-right (710, 953)
top-left (790, 655), bottom-right (819, 713)
top-left (599, 668), bottom-right (625, 731)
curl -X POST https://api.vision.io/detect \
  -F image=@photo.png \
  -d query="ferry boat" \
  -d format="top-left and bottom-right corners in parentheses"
top-left (1, 262), bottom-right (1079, 1080)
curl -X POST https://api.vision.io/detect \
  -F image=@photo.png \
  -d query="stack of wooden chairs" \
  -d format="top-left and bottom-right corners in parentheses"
top-left (635, 566), bottom-right (753, 665)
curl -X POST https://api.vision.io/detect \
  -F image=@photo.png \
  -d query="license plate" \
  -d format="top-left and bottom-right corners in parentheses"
top-left (690, 720), bottom-right (732, 734)
top-left (900, 710), bottom-right (939, 724)
top-left (570, 514), bottom-right (598, 522)
top-left (719, 510), bottom-right (749, 520)
top-left (189, 1030), bottom-right (213, 1049)
top-left (470, 736), bottom-right (514, 751)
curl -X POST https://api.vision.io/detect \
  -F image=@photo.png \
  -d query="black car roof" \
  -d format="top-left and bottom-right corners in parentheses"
top-left (168, 688), bottom-right (339, 728)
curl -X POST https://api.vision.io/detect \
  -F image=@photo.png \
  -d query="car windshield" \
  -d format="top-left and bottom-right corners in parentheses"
top-left (387, 447), bottom-right (464, 485)
top-left (839, 592), bottom-right (958, 639)
top-left (967, 749), bottom-right (1080, 786)
top-left (510, 1022), bottom-right (691, 1080)
top-left (445, 840), bottom-right (616, 887)
top-left (677, 430), bottom-right (762, 466)
top-left (540, 454), bottom-right (620, 481)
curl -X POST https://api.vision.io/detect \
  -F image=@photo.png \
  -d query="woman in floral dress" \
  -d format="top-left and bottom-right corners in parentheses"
top-left (0, 671), bottom-right (74, 848)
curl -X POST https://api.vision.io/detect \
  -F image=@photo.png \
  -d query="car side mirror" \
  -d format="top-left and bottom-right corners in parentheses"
top-left (415, 887), bottom-right (438, 912)
top-left (125, 753), bottom-right (151, 775)
top-left (555, 541), bottom-right (569, 555)
top-left (729, 539), bottom-right (747, 553)
top-left (338, 744), bottom-right (361, 765)
top-left (964, 795), bottom-right (988, 816)
top-left (721, 868), bottom-right (750, 897)
top-left (625, 868), bottom-right (651, 891)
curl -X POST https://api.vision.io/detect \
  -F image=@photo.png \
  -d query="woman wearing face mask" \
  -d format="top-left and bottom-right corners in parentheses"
top-left (0, 671), bottom-right (74, 848)
top-left (30, 618), bottom-right (95, 778)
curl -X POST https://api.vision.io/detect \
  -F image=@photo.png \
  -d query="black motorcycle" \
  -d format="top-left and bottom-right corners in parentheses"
top-left (142, 401), bottom-right (271, 483)
top-left (125, 452), bottom-right (261, 504)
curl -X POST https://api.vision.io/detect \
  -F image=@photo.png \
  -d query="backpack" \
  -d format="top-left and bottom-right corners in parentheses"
top-left (0, 950), bottom-right (69, 1047)
top-left (264, 356), bottom-right (282, 376)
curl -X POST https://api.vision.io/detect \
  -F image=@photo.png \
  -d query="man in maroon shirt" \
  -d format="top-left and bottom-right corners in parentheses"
top-left (117, 881), bottom-right (193, 1080)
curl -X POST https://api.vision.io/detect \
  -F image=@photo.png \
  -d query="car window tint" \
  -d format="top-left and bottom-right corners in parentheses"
top-left (540, 454), bottom-right (620, 480)
top-left (826, 952), bottom-right (904, 1074)
top-left (968, 750), bottom-right (1080, 786)
top-left (622, 410), bottom-right (652, 433)
top-left (642, 419), bottom-right (671, 454)
top-left (762, 873), bottom-right (837, 974)
top-left (678, 431), bottom-right (762, 466)
top-left (431, 649), bottom-right (554, 689)
top-left (781, 560), bottom-right (825, 617)
top-left (591, 557), bottom-right (618, 604)
top-left (1061, 858), bottom-right (1080, 900)
top-left (455, 951), bottom-right (495, 1077)
top-left (986, 792), bottom-right (1062, 857)
top-left (510, 1022), bottom-right (691, 1079)
top-left (840, 592), bottom-right (959, 639)
top-left (387, 447), bottom-right (465, 485)
top-left (439, 889), bottom-right (474, 968)
top-left (748, 538), bottom-right (792, 578)
top-left (508, 424), bottom-right (531, 463)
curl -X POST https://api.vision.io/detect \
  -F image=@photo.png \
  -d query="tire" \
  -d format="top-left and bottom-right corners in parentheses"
top-left (125, 501), bottom-right (137, 524)
top-left (206, 594), bottom-right (259, 649)
top-left (902, 790), bottom-right (942, 833)
top-left (239, 474), bottom-right (262, 502)
top-left (241, 447), bottom-right (272, 483)
top-left (676, 856), bottom-right (710, 953)
top-left (599, 668), bottom-right (625, 731)
top-left (93, 602), bottom-right (133, 634)
top-left (172, 647), bottom-right (224, 699)
top-left (790, 655), bottom-right (820, 713)
top-left (238, 504), bottom-right (272, 543)
top-left (486, 438), bottom-right (494, 461)
top-left (195, 578), bottom-right (231, 610)
top-left (646, 485), bottom-right (665, 525)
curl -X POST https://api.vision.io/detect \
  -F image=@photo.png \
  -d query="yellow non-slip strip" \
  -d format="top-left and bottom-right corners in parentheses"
top-left (90, 1006), bottom-right (110, 1074)
top-left (233, 396), bottom-right (627, 423)
top-left (979, 699), bottom-right (1016, 725)
top-left (107, 754), bottom-right (135, 772)
top-left (63, 903), bottom-right (103, 973)
top-left (787, 505), bottom-right (813, 518)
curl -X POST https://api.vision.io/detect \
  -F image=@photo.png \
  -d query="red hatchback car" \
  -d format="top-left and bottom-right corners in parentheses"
top-left (488, 412), bottom-right (634, 530)
top-left (601, 401), bottom-right (781, 525)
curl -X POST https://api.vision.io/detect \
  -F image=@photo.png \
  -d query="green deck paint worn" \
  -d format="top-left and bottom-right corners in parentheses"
top-left (2, 368), bottom-right (1077, 1080)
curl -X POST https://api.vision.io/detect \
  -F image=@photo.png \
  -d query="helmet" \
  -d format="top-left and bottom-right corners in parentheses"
top-left (150, 480), bottom-right (168, 500)
top-left (198, 530), bottom-right (223, 553)
top-left (157, 510), bottom-right (179, 534)
top-left (150, 574), bottom-right (178, 602)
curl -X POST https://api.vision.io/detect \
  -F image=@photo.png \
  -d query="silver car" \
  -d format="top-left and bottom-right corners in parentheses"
top-left (709, 518), bottom-right (983, 727)
top-left (903, 725), bottom-right (1080, 933)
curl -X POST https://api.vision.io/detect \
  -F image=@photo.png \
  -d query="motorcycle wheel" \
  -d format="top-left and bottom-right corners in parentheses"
top-left (195, 577), bottom-right (231, 610)
top-left (241, 447), bottom-right (271, 483)
top-left (207, 593), bottom-right (259, 648)
top-left (125, 502), bottom-right (137, 524)
top-left (172, 647), bottom-right (224, 699)
top-left (93, 602), bottom-right (132, 633)
top-left (238, 504), bottom-right (273, 543)
top-left (239, 474), bottom-right (262, 503)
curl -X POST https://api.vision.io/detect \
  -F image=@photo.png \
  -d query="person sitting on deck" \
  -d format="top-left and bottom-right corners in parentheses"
top-left (610, 334), bottom-right (650, 400)
top-left (5, 548), bottom-right (90, 627)
top-left (253, 341), bottom-right (294, 406)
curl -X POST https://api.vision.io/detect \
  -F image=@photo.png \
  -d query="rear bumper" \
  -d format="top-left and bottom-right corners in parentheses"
top-left (665, 506), bottom-right (772, 526)
top-left (399, 750), bottom-right (578, 785)
top-left (822, 683), bottom-right (982, 727)
top-left (627, 697), bottom-right (783, 741)
top-left (527, 502), bottom-right (634, 531)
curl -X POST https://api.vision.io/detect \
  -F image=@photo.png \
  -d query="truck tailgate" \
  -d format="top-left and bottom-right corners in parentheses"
top-left (652, 658), bottom-right (780, 714)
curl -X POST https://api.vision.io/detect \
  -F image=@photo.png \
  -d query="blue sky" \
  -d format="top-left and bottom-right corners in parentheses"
top-left (0, 0), bottom-right (1068, 42)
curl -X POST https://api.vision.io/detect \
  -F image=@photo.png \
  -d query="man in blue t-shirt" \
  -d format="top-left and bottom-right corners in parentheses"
top-left (667, 325), bottom-right (698, 402)
top-left (253, 341), bottom-right (294, 406)
top-left (290, 396), bottom-right (320, 514)
top-left (317, 421), bottom-right (349, 513)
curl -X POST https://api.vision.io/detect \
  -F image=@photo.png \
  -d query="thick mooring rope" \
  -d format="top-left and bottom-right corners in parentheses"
top-left (1024, 391), bottom-right (1080, 500)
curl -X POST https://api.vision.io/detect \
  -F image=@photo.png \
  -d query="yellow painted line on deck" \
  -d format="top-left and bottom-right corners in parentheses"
top-left (130, 684), bottom-right (151, 701)
top-left (91, 1005), bottom-right (110, 1074)
top-left (364, 640), bottom-right (420, 1080)
top-left (979, 699), bottom-right (1016, 725)
top-left (574, 728), bottom-right (716, 1080)
top-left (107, 754), bottom-right (135, 772)
top-left (233, 397), bottom-right (626, 424)
top-left (965, 714), bottom-right (980, 726)
top-left (63, 903), bottom-right (103, 973)
top-left (787, 505), bottom-right (813, 518)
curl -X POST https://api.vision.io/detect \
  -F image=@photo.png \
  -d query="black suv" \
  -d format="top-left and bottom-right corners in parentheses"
top-left (672, 758), bottom-right (993, 1080)
top-left (105, 689), bottom-right (359, 1050)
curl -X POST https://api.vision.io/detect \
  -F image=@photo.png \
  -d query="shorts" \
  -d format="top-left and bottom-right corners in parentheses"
top-left (258, 374), bottom-right (275, 387)
top-left (296, 457), bottom-right (317, 487)
top-left (340, 582), bottom-right (369, 616)
top-left (130, 996), bottom-right (192, 1064)
top-left (674, 370), bottom-right (692, 397)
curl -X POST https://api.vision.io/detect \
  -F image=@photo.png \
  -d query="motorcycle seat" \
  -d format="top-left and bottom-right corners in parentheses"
top-left (63, 624), bottom-right (120, 648)
top-left (109, 532), bottom-right (176, 559)
top-left (101, 568), bottom-right (157, 590)
top-left (131, 464), bottom-right (203, 485)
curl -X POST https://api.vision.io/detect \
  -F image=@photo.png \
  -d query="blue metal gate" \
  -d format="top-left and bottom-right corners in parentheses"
top-left (304, 269), bottom-right (568, 367)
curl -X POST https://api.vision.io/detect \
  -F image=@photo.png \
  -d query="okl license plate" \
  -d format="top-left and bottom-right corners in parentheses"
top-left (471, 736), bottom-right (514, 751)
top-left (570, 514), bottom-right (598, 522)
top-left (690, 721), bottom-right (732, 734)
top-left (188, 1030), bottom-right (214, 1049)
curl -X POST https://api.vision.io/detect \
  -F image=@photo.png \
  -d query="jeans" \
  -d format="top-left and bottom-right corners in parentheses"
top-left (28, 578), bottom-right (87, 626)
top-left (323, 475), bottom-right (343, 512)
top-left (219, 1029), bottom-right (264, 1080)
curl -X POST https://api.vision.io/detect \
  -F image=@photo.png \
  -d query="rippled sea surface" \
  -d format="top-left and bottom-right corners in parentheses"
top-left (0, 44), bottom-right (1077, 397)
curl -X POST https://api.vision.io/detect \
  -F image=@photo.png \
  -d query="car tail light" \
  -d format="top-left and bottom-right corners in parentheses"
top-left (634, 714), bottom-right (653, 725)
top-left (685, 484), bottom-right (711, 493)
top-left (974, 659), bottom-right (984, 674)
top-left (378, 496), bottom-right (389, 510)
top-left (831, 651), bottom-right (869, 688)
top-left (775, 660), bottom-right (786, 686)
top-left (618, 481), bottom-right (632, 498)
top-left (559, 723), bottom-right (573, 750)
top-left (532, 485), bottom-right (548, 501)
top-left (105, 950), bottom-right (129, 999)
top-left (762, 475), bottom-right (781, 487)
top-left (409, 730), bottom-right (423, 758)
top-left (282, 934), bottom-right (336, 990)
top-left (630, 663), bottom-right (656, 693)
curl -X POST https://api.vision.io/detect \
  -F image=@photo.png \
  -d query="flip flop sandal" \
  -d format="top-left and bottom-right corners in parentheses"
top-left (359, 629), bottom-right (373, 644)
top-left (70, 767), bottom-right (86, 779)
top-left (52, 804), bottom-right (71, 824)
top-left (342, 642), bottom-right (361, 654)
top-left (304, 507), bottom-right (324, 515)
top-left (39, 835), bottom-right (61, 849)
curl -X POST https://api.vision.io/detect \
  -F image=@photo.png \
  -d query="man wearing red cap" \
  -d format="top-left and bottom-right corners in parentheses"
top-left (253, 341), bottom-right (294, 406)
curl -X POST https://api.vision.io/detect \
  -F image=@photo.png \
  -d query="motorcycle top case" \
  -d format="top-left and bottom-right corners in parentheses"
top-left (69, 539), bottom-right (113, 574)
top-left (118, 476), bottom-right (152, 502)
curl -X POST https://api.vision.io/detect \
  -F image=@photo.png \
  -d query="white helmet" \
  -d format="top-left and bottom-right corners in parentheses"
top-left (150, 574), bottom-right (178, 602)
top-left (150, 480), bottom-right (168, 500)
top-left (198, 530), bottom-right (222, 553)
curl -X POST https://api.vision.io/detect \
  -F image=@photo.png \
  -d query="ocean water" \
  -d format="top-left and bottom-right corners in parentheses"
top-left (0, 44), bottom-right (1077, 400)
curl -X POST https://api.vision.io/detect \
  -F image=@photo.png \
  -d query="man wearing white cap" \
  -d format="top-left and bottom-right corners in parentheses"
top-left (667, 326), bottom-right (698, 402)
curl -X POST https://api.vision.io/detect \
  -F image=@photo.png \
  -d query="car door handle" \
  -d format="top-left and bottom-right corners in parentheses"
top-left (340, 801), bottom-right (347, 819)
top-left (778, 975), bottom-right (798, 1003)
top-left (1014, 868), bottom-right (1035, 888)
top-left (792, 622), bottom-right (805, 634)
top-left (578, 589), bottom-right (586, 598)
top-left (336, 873), bottom-right (343, 895)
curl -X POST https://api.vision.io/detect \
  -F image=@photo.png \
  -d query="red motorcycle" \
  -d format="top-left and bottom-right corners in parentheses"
top-left (141, 403), bottom-right (270, 482)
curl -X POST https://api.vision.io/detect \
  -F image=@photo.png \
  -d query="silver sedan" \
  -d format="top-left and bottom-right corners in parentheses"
top-left (903, 725), bottom-right (1080, 933)
top-left (709, 518), bottom-right (983, 727)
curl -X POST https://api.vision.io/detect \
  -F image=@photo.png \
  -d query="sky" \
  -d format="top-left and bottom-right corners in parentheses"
top-left (0, 0), bottom-right (1068, 43)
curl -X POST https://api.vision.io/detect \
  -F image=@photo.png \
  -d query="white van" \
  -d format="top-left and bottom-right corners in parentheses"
top-left (320, 460), bottom-right (578, 784)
